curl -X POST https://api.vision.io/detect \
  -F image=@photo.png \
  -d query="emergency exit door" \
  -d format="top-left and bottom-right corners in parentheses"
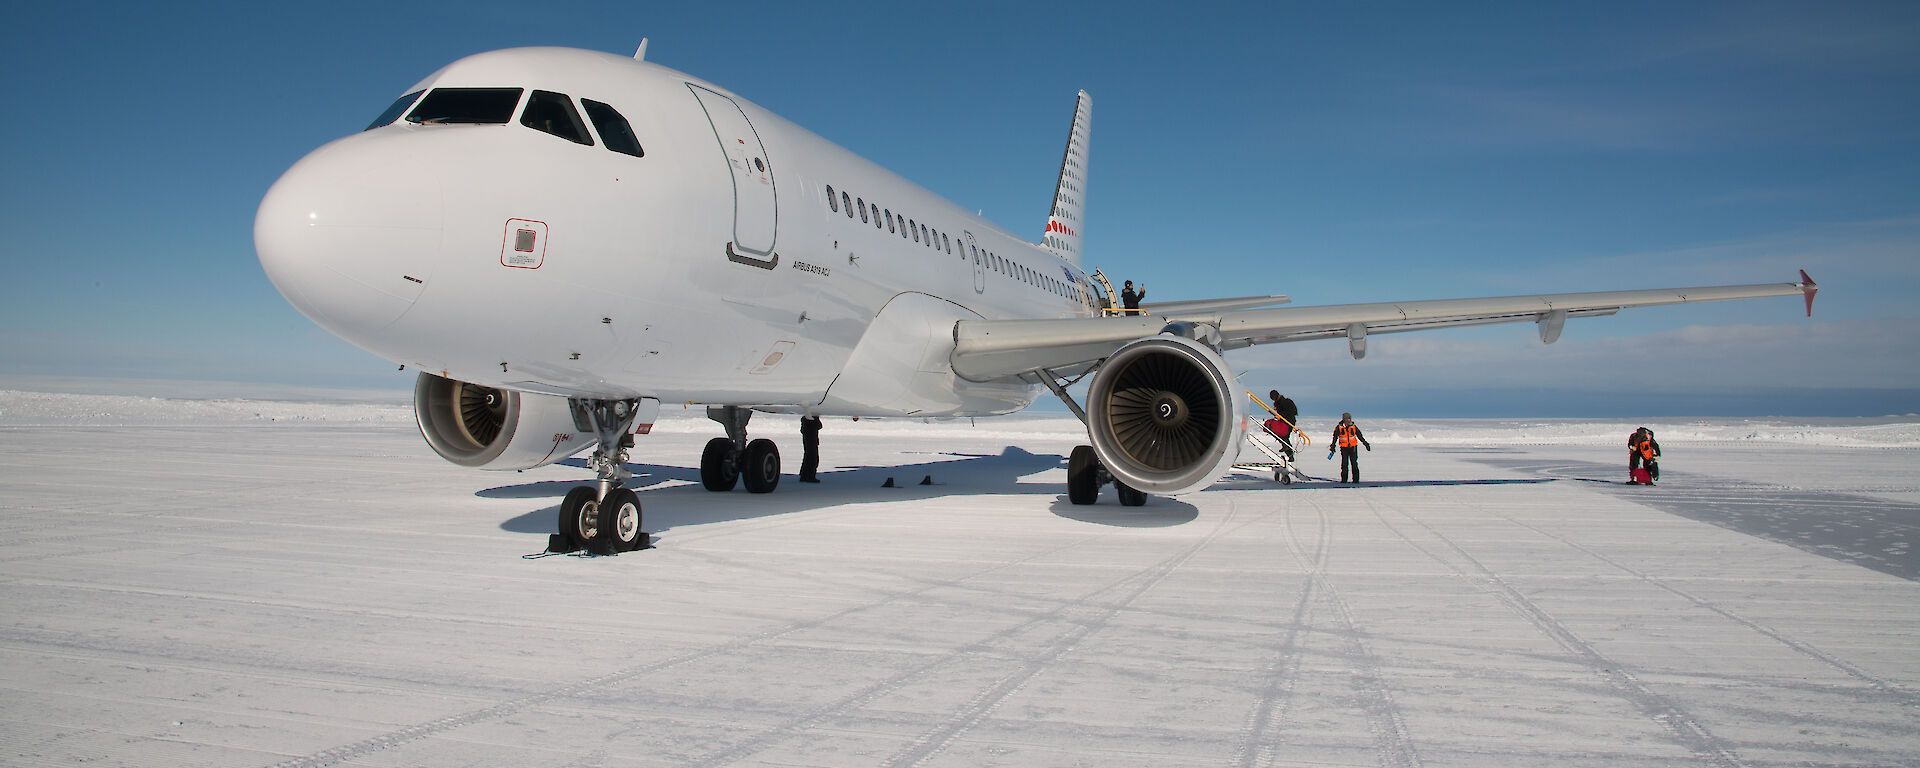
top-left (964, 231), bottom-right (984, 293)
top-left (688, 84), bottom-right (778, 268)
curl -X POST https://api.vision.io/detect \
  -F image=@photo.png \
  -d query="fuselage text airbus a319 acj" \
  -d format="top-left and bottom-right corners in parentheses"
top-left (255, 43), bottom-right (1817, 554)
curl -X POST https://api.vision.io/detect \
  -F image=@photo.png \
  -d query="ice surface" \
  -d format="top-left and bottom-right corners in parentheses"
top-left (2, 389), bottom-right (1918, 767)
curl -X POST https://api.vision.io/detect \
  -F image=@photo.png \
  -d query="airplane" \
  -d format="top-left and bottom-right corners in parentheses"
top-left (255, 43), bottom-right (1817, 554)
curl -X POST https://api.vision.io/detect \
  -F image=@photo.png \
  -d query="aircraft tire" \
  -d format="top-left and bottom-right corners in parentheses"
top-left (1115, 481), bottom-right (1148, 507)
top-left (594, 488), bottom-right (642, 554)
top-left (558, 486), bottom-right (599, 549)
top-left (1067, 445), bottom-right (1099, 505)
top-left (741, 439), bottom-right (781, 494)
top-left (701, 437), bottom-right (740, 492)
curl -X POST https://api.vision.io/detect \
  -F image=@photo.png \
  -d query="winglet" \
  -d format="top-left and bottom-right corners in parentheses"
top-left (634, 38), bottom-right (648, 61)
top-left (1799, 269), bottom-right (1817, 317)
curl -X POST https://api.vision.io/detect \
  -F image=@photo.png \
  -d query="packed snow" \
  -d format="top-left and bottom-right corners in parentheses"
top-left (2, 388), bottom-right (1917, 767)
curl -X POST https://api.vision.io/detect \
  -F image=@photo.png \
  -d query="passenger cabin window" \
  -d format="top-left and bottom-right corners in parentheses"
top-left (366, 90), bottom-right (424, 131)
top-left (858, 198), bottom-right (869, 224)
top-left (407, 87), bottom-right (524, 124)
top-left (842, 191), bottom-right (853, 217)
top-left (827, 185), bottom-right (838, 212)
top-left (582, 99), bottom-right (644, 157)
top-left (520, 90), bottom-right (593, 145)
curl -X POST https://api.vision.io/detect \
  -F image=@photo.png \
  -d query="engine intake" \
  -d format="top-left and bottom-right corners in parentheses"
top-left (414, 373), bottom-right (595, 470)
top-left (1085, 335), bottom-right (1246, 494)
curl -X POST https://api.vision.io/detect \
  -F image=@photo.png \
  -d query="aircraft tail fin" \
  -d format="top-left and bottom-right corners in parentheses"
top-left (1041, 90), bottom-right (1091, 266)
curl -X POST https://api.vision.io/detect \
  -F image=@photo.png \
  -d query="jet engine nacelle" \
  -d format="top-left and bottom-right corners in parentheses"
top-left (1085, 334), bottom-right (1247, 495)
top-left (413, 373), bottom-right (596, 470)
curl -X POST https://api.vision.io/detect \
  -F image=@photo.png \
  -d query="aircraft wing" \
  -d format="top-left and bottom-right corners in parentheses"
top-left (1135, 294), bottom-right (1291, 314)
top-left (951, 273), bottom-right (1816, 382)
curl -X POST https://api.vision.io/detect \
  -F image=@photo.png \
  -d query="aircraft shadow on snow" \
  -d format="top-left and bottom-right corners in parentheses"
top-left (483, 447), bottom-right (1558, 536)
top-left (1212, 474), bottom-right (1557, 491)
top-left (485, 446), bottom-right (1199, 533)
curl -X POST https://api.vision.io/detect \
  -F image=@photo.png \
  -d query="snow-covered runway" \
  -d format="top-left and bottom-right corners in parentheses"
top-left (2, 391), bottom-right (1917, 767)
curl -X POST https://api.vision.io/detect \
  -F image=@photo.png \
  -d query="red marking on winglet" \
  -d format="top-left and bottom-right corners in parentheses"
top-left (1799, 269), bottom-right (1817, 317)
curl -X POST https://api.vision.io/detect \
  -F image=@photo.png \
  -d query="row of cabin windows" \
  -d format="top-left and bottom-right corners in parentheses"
top-left (825, 183), bottom-right (950, 256)
top-left (823, 183), bottom-right (1086, 303)
top-left (367, 87), bottom-right (644, 158)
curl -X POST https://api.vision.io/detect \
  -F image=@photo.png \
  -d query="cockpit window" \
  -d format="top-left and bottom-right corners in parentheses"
top-left (581, 99), bottom-right (644, 158)
top-left (366, 90), bottom-right (424, 131)
top-left (520, 90), bottom-right (593, 145)
top-left (406, 87), bottom-right (524, 124)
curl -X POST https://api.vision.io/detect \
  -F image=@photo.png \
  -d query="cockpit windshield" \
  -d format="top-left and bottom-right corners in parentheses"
top-left (406, 88), bottom-right (524, 124)
top-left (520, 90), bottom-right (593, 145)
top-left (581, 99), bottom-right (644, 157)
top-left (366, 90), bottom-right (423, 131)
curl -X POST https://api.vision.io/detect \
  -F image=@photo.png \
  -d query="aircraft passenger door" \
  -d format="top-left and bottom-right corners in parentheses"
top-left (964, 231), bottom-right (985, 294)
top-left (688, 85), bottom-right (778, 268)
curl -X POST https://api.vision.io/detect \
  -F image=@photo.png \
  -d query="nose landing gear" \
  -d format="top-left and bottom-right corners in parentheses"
top-left (547, 403), bottom-right (786, 556)
top-left (546, 398), bottom-right (650, 555)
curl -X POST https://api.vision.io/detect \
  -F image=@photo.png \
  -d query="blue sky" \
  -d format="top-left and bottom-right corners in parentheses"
top-left (2, 2), bottom-right (1915, 416)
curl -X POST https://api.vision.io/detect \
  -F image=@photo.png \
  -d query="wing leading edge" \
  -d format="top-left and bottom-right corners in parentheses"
top-left (952, 274), bottom-right (1816, 382)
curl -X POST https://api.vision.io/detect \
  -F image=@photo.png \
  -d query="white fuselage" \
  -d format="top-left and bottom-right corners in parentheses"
top-left (257, 47), bottom-right (1098, 417)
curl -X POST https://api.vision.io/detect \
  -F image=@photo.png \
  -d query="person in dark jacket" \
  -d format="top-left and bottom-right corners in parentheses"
top-left (1120, 280), bottom-right (1145, 313)
top-left (799, 415), bottom-right (822, 482)
top-left (1266, 390), bottom-right (1299, 460)
top-left (1329, 412), bottom-right (1371, 483)
top-left (1631, 428), bottom-right (1661, 485)
top-left (1628, 427), bottom-right (1648, 478)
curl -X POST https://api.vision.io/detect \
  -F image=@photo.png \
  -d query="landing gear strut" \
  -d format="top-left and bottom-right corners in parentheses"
top-left (700, 406), bottom-right (780, 494)
top-left (1042, 366), bottom-right (1148, 507)
top-left (547, 398), bottom-right (650, 555)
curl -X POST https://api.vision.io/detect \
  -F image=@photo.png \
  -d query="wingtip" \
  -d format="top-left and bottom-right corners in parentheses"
top-left (1799, 269), bottom-right (1817, 317)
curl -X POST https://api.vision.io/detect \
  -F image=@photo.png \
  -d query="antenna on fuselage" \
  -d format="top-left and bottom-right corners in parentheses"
top-left (634, 38), bottom-right (649, 61)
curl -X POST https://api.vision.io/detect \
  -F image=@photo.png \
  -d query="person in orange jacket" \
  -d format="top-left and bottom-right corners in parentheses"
top-left (1630, 428), bottom-right (1661, 484)
top-left (1328, 412), bottom-right (1371, 483)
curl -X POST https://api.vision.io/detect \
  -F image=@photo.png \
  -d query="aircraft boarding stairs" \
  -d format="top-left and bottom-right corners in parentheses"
top-left (1233, 390), bottom-right (1309, 484)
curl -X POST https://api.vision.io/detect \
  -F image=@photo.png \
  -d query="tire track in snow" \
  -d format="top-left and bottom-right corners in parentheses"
top-left (1299, 497), bottom-right (1424, 768)
top-left (1362, 495), bottom-right (1747, 768)
top-left (1231, 494), bottom-right (1327, 768)
top-left (1504, 516), bottom-right (1920, 710)
top-left (676, 508), bottom-right (1251, 768)
top-left (874, 500), bottom-right (1253, 768)
top-left (1465, 454), bottom-right (1920, 706)
top-left (263, 527), bottom-right (1129, 768)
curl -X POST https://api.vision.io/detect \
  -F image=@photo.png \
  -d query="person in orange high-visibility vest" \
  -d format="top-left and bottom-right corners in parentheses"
top-left (1328, 412), bottom-right (1372, 483)
top-left (1634, 429), bottom-right (1661, 485)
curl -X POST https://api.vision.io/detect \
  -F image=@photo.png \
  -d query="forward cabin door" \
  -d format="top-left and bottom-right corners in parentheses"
top-left (688, 84), bottom-right (778, 268)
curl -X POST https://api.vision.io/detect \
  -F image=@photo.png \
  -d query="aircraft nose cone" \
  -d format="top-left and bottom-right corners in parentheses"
top-left (255, 137), bottom-right (444, 343)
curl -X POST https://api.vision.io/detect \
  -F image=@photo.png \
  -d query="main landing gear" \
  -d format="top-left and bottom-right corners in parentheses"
top-left (1038, 367), bottom-right (1150, 508)
top-left (548, 398), bottom-right (649, 555)
top-left (700, 405), bottom-right (781, 494)
top-left (1066, 444), bottom-right (1148, 506)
